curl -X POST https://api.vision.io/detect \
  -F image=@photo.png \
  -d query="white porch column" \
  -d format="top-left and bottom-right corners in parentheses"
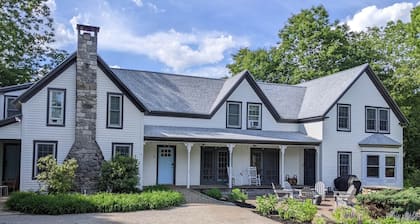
top-left (138, 142), bottom-right (145, 190)
top-left (227, 144), bottom-right (236, 188)
top-left (315, 146), bottom-right (320, 182)
top-left (185, 143), bottom-right (194, 189)
top-left (279, 145), bottom-right (287, 186)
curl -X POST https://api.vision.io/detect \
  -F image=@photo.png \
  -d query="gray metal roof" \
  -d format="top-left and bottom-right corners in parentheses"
top-left (359, 134), bottom-right (401, 147)
top-left (144, 125), bottom-right (321, 145)
top-left (0, 82), bottom-right (32, 93)
top-left (296, 64), bottom-right (368, 119)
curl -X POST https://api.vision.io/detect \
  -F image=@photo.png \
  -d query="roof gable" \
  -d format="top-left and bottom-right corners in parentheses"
top-left (359, 134), bottom-right (401, 147)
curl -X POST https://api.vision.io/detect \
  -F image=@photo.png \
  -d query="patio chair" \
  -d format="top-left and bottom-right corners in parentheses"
top-left (335, 184), bottom-right (357, 207)
top-left (271, 183), bottom-right (288, 201)
top-left (247, 167), bottom-right (261, 186)
top-left (282, 181), bottom-right (301, 199)
top-left (315, 181), bottom-right (326, 200)
top-left (301, 186), bottom-right (322, 205)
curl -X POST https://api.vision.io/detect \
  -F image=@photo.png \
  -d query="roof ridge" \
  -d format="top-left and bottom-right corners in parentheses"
top-left (111, 67), bottom-right (227, 81)
top-left (257, 81), bottom-right (306, 88)
top-left (296, 63), bottom-right (369, 86)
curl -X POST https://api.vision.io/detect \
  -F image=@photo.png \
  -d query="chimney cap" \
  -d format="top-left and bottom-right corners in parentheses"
top-left (77, 24), bottom-right (100, 33)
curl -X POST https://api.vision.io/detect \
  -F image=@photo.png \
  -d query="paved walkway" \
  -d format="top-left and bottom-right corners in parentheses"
top-left (0, 203), bottom-right (277, 224)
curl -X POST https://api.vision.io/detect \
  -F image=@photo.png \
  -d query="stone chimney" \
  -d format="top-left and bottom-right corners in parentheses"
top-left (66, 24), bottom-right (104, 193)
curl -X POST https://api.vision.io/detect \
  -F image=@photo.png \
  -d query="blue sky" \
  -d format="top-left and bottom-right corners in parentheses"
top-left (50, 0), bottom-right (419, 78)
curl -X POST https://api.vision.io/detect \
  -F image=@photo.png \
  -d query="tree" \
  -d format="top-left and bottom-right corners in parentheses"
top-left (0, 0), bottom-right (68, 87)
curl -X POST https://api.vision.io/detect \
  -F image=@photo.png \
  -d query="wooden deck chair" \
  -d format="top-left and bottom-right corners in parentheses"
top-left (335, 185), bottom-right (357, 207)
top-left (247, 167), bottom-right (261, 186)
top-left (272, 183), bottom-right (288, 201)
top-left (315, 181), bottom-right (326, 200)
top-left (282, 181), bottom-right (301, 199)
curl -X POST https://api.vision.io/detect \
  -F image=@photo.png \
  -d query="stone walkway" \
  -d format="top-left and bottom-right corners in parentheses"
top-left (174, 187), bottom-right (227, 204)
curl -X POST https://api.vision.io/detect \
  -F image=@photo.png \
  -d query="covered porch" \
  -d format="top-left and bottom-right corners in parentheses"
top-left (143, 125), bottom-right (321, 189)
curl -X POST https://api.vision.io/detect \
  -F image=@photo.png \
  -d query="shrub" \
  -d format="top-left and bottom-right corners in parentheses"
top-left (99, 156), bottom-right (139, 193)
top-left (312, 216), bottom-right (327, 224)
top-left (277, 199), bottom-right (317, 223)
top-left (256, 194), bottom-right (277, 216)
top-left (229, 188), bottom-right (248, 203)
top-left (6, 191), bottom-right (185, 215)
top-left (36, 155), bottom-right (78, 194)
top-left (376, 216), bottom-right (420, 224)
top-left (332, 206), bottom-right (373, 224)
top-left (143, 185), bottom-right (170, 192)
top-left (405, 169), bottom-right (420, 187)
top-left (357, 187), bottom-right (420, 217)
top-left (205, 188), bottom-right (222, 200)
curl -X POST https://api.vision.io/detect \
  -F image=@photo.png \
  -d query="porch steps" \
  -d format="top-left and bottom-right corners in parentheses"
top-left (172, 187), bottom-right (229, 204)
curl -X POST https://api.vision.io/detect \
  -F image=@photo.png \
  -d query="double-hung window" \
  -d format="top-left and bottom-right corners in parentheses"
top-left (33, 141), bottom-right (57, 178)
top-left (365, 107), bottom-right (390, 133)
top-left (4, 95), bottom-right (19, 118)
top-left (247, 103), bottom-right (262, 129)
top-left (385, 156), bottom-right (396, 178)
top-left (337, 104), bottom-right (351, 131)
top-left (337, 152), bottom-right (352, 176)
top-left (226, 101), bottom-right (241, 128)
top-left (47, 89), bottom-right (66, 126)
top-left (107, 93), bottom-right (123, 128)
top-left (366, 155), bottom-right (380, 177)
top-left (112, 143), bottom-right (133, 157)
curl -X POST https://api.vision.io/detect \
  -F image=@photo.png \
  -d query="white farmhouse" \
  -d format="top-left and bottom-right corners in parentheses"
top-left (0, 25), bottom-right (407, 192)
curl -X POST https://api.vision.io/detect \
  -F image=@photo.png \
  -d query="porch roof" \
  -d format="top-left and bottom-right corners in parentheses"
top-left (144, 125), bottom-right (321, 145)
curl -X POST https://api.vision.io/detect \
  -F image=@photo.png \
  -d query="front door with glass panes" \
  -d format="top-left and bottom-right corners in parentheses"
top-left (157, 146), bottom-right (175, 185)
top-left (200, 147), bottom-right (229, 185)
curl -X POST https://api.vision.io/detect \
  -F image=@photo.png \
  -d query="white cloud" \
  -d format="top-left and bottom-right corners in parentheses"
top-left (147, 2), bottom-right (165, 13)
top-left (132, 0), bottom-right (143, 7)
top-left (110, 65), bottom-right (121, 68)
top-left (346, 2), bottom-right (418, 32)
top-left (183, 65), bottom-right (231, 79)
top-left (51, 1), bottom-right (248, 73)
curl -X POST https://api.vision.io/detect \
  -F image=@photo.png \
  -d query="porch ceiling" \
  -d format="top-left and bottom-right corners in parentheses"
top-left (144, 125), bottom-right (321, 145)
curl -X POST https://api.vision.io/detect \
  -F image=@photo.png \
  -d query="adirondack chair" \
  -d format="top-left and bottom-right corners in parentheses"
top-left (335, 184), bottom-right (357, 207)
top-left (315, 181), bottom-right (326, 200)
top-left (301, 186), bottom-right (322, 205)
top-left (271, 183), bottom-right (288, 201)
top-left (247, 167), bottom-right (261, 186)
top-left (282, 181), bottom-right (301, 199)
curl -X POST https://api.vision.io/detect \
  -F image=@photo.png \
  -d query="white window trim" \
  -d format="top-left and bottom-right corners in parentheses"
top-left (47, 89), bottom-right (66, 126)
top-left (337, 151), bottom-right (352, 176)
top-left (112, 143), bottom-right (133, 157)
top-left (366, 155), bottom-right (380, 178)
top-left (337, 104), bottom-right (351, 131)
top-left (365, 107), bottom-right (377, 132)
top-left (226, 101), bottom-right (241, 129)
top-left (385, 155), bottom-right (396, 178)
top-left (378, 108), bottom-right (390, 133)
top-left (107, 93), bottom-right (123, 128)
top-left (247, 103), bottom-right (262, 130)
top-left (4, 95), bottom-right (18, 119)
top-left (33, 141), bottom-right (57, 178)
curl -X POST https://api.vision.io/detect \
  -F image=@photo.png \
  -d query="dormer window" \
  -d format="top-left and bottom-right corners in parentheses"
top-left (4, 95), bottom-right (19, 118)
top-left (247, 103), bottom-right (262, 130)
top-left (226, 101), bottom-right (241, 129)
top-left (337, 104), bottom-right (351, 131)
top-left (47, 88), bottom-right (66, 126)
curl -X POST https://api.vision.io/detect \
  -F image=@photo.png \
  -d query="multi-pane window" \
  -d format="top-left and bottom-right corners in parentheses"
top-left (366, 107), bottom-right (390, 133)
top-left (47, 89), bottom-right (65, 126)
top-left (338, 152), bottom-right (352, 176)
top-left (337, 104), bottom-right (351, 131)
top-left (112, 143), bottom-right (132, 157)
top-left (366, 107), bottom-right (377, 132)
top-left (4, 96), bottom-right (19, 118)
top-left (247, 103), bottom-right (262, 129)
top-left (379, 109), bottom-right (389, 133)
top-left (33, 141), bottom-right (57, 177)
top-left (367, 155), bottom-right (380, 177)
top-left (107, 93), bottom-right (123, 128)
top-left (385, 156), bottom-right (396, 178)
top-left (226, 102), bottom-right (241, 128)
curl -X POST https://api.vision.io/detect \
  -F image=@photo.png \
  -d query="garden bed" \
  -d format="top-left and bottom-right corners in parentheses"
top-left (6, 190), bottom-right (185, 215)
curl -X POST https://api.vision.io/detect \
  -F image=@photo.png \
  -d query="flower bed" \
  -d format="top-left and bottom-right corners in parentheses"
top-left (6, 190), bottom-right (185, 215)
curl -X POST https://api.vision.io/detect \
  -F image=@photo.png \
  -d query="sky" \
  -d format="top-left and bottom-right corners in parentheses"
top-left (49, 0), bottom-right (419, 78)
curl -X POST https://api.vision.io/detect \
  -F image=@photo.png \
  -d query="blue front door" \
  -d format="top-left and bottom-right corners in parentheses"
top-left (157, 146), bottom-right (175, 184)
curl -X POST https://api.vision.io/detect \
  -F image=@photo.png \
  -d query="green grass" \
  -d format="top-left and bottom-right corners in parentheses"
top-left (6, 190), bottom-right (185, 215)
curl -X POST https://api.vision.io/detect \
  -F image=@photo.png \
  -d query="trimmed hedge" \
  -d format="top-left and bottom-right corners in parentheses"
top-left (6, 191), bottom-right (185, 215)
top-left (357, 187), bottom-right (420, 216)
